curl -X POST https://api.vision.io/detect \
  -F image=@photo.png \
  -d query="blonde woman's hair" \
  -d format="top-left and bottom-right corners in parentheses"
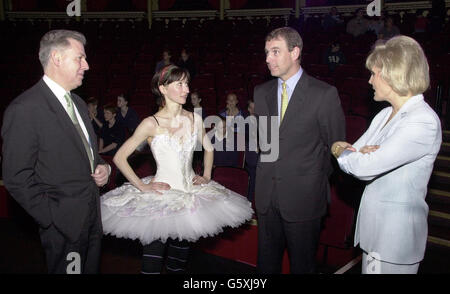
top-left (366, 35), bottom-right (429, 96)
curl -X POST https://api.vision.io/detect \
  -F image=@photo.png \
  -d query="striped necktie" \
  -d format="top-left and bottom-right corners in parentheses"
top-left (64, 92), bottom-right (94, 173)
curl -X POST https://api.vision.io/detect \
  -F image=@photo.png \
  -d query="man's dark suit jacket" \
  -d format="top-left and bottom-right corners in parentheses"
top-left (254, 72), bottom-right (345, 221)
top-left (2, 79), bottom-right (105, 242)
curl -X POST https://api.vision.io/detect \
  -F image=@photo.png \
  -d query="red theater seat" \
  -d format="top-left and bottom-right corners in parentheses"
top-left (212, 166), bottom-right (249, 196)
top-left (345, 115), bottom-right (368, 143)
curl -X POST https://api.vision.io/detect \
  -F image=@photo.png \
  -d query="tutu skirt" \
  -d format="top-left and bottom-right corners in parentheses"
top-left (101, 176), bottom-right (254, 245)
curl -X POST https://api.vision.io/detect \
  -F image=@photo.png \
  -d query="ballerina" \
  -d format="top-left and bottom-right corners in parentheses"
top-left (100, 65), bottom-right (254, 274)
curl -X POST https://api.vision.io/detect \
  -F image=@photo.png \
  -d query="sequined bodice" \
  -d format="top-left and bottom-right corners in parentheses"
top-left (150, 129), bottom-right (197, 192)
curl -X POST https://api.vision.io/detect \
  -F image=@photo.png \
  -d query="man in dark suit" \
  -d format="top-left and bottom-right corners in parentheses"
top-left (2, 30), bottom-right (110, 274)
top-left (254, 27), bottom-right (345, 274)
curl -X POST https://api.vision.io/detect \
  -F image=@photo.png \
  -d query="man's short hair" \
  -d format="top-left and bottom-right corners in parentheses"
top-left (39, 30), bottom-right (86, 69)
top-left (103, 103), bottom-right (117, 115)
top-left (86, 97), bottom-right (98, 106)
top-left (265, 27), bottom-right (303, 62)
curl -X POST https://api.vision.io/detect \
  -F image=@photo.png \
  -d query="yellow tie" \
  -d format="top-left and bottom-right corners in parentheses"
top-left (281, 82), bottom-right (288, 122)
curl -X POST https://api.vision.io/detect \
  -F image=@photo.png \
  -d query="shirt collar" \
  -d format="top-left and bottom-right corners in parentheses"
top-left (43, 75), bottom-right (70, 101)
top-left (278, 67), bottom-right (303, 91)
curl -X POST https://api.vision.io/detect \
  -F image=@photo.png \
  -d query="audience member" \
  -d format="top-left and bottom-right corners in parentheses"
top-left (189, 91), bottom-right (206, 171)
top-left (177, 48), bottom-right (197, 78)
top-left (378, 17), bottom-right (400, 40)
top-left (244, 99), bottom-right (258, 204)
top-left (346, 8), bottom-right (370, 37)
top-left (99, 104), bottom-right (126, 156)
top-left (116, 94), bottom-right (140, 135)
top-left (430, 0), bottom-right (446, 33)
top-left (86, 97), bottom-right (105, 136)
top-left (210, 116), bottom-right (241, 168)
top-left (190, 91), bottom-right (207, 120)
top-left (414, 13), bottom-right (429, 33)
top-left (323, 41), bottom-right (346, 73)
top-left (322, 7), bottom-right (344, 32)
top-left (219, 93), bottom-right (245, 133)
top-left (368, 13), bottom-right (385, 35)
top-left (155, 49), bottom-right (173, 73)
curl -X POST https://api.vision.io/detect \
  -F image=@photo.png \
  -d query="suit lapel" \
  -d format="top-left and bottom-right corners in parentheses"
top-left (38, 79), bottom-right (92, 168)
top-left (279, 72), bottom-right (309, 133)
top-left (72, 94), bottom-right (99, 157)
top-left (265, 80), bottom-right (278, 119)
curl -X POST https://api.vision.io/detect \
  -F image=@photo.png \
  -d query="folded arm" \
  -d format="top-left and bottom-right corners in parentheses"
top-left (337, 116), bottom-right (440, 181)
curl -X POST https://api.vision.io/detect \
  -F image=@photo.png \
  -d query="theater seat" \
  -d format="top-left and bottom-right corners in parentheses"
top-left (213, 166), bottom-right (249, 196)
top-left (345, 115), bottom-right (368, 143)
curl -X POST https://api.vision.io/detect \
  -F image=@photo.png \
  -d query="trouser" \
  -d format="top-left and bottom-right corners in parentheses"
top-left (39, 199), bottom-right (102, 274)
top-left (141, 238), bottom-right (191, 274)
top-left (257, 196), bottom-right (321, 274)
top-left (362, 252), bottom-right (420, 274)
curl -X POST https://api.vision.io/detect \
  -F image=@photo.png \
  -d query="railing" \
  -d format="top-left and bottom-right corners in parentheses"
top-left (4, 1), bottom-right (450, 22)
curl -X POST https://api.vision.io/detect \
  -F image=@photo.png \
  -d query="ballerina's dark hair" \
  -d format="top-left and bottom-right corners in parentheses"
top-left (151, 65), bottom-right (190, 100)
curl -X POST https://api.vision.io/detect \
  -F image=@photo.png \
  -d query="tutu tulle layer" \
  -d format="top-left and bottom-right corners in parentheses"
top-left (101, 176), bottom-right (253, 245)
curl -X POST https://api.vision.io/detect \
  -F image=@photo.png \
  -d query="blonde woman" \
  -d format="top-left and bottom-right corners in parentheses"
top-left (332, 36), bottom-right (442, 274)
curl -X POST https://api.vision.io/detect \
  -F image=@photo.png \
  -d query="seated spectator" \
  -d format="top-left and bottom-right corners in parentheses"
top-left (322, 7), bottom-right (344, 32)
top-left (430, 0), bottom-right (446, 33)
top-left (414, 13), bottom-right (428, 33)
top-left (99, 104), bottom-right (126, 156)
top-left (322, 41), bottom-right (346, 73)
top-left (378, 17), bottom-right (400, 40)
top-left (188, 91), bottom-right (206, 170)
top-left (346, 8), bottom-right (369, 37)
top-left (177, 47), bottom-right (197, 78)
top-left (244, 99), bottom-right (258, 203)
top-left (368, 13), bottom-right (385, 35)
top-left (219, 93), bottom-right (245, 133)
top-left (190, 91), bottom-right (207, 121)
top-left (116, 94), bottom-right (140, 135)
top-left (155, 49), bottom-right (173, 73)
top-left (210, 117), bottom-right (241, 168)
top-left (86, 96), bottom-right (104, 136)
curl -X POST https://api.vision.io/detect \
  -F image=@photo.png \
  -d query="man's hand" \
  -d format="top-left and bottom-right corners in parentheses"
top-left (91, 164), bottom-right (110, 187)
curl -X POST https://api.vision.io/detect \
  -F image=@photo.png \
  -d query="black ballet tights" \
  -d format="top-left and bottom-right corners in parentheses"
top-left (141, 238), bottom-right (190, 274)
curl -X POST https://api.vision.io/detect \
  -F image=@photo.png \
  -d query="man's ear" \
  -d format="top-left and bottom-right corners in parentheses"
top-left (291, 46), bottom-right (301, 61)
top-left (50, 49), bottom-right (62, 66)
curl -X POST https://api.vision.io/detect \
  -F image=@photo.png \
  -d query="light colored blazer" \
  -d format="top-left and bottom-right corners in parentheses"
top-left (337, 94), bottom-right (442, 264)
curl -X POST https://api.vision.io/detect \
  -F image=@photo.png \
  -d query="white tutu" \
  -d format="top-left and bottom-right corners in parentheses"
top-left (101, 118), bottom-right (254, 245)
top-left (101, 176), bottom-right (253, 245)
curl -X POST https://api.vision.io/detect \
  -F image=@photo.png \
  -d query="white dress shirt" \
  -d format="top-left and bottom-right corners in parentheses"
top-left (337, 94), bottom-right (442, 264)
